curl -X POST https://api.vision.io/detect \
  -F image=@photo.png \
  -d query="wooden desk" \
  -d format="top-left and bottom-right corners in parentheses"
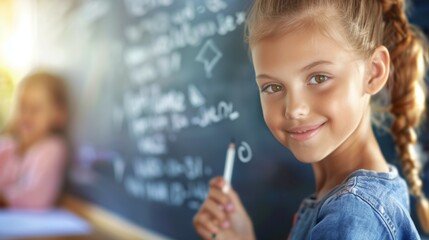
top-left (59, 196), bottom-right (170, 240)
top-left (0, 196), bottom-right (169, 240)
top-left (16, 233), bottom-right (117, 240)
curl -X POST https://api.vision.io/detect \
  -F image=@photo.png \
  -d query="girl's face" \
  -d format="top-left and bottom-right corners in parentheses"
top-left (251, 26), bottom-right (372, 163)
top-left (15, 84), bottom-right (63, 144)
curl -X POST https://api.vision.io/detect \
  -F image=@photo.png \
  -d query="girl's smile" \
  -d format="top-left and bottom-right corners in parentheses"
top-left (286, 121), bottom-right (327, 142)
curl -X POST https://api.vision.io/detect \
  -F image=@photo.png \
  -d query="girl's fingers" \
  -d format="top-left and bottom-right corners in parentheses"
top-left (210, 176), bottom-right (226, 190)
top-left (194, 212), bottom-right (222, 240)
top-left (193, 177), bottom-right (243, 239)
top-left (195, 223), bottom-right (216, 240)
top-left (203, 200), bottom-right (227, 223)
top-left (208, 177), bottom-right (235, 213)
top-left (207, 187), bottom-right (230, 207)
top-left (194, 211), bottom-right (219, 233)
top-left (227, 187), bottom-right (239, 202)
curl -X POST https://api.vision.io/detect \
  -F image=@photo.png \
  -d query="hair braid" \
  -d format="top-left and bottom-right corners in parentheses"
top-left (382, 0), bottom-right (429, 232)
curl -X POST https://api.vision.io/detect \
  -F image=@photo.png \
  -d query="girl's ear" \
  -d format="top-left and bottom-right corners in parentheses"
top-left (365, 46), bottom-right (390, 95)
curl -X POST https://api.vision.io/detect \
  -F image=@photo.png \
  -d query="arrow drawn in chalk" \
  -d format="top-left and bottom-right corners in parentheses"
top-left (195, 39), bottom-right (223, 78)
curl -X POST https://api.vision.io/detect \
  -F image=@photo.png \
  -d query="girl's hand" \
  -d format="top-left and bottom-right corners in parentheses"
top-left (193, 177), bottom-right (255, 240)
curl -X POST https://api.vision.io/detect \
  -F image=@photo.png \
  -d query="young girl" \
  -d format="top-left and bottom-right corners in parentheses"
top-left (194, 0), bottom-right (429, 239)
top-left (0, 72), bottom-right (70, 209)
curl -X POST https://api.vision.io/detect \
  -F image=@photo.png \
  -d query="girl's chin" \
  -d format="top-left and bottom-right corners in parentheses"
top-left (281, 140), bottom-right (331, 163)
top-left (19, 132), bottom-right (43, 144)
top-left (295, 157), bottom-right (323, 164)
top-left (277, 135), bottom-right (330, 163)
top-left (289, 149), bottom-right (327, 164)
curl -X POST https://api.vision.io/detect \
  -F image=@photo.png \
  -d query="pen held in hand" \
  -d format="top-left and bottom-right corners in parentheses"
top-left (222, 139), bottom-right (236, 194)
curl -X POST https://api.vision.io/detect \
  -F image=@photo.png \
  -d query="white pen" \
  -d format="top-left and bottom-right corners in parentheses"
top-left (222, 139), bottom-right (236, 194)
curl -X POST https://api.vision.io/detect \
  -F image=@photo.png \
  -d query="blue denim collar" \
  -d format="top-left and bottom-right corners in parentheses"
top-left (301, 164), bottom-right (399, 208)
top-left (346, 164), bottom-right (399, 180)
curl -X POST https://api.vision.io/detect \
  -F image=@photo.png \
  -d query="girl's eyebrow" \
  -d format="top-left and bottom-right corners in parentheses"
top-left (256, 60), bottom-right (334, 82)
top-left (255, 74), bottom-right (282, 82)
top-left (302, 60), bottom-right (334, 71)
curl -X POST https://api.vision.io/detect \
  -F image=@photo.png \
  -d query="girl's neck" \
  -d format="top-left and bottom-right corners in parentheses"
top-left (312, 110), bottom-right (389, 201)
top-left (16, 134), bottom-right (49, 156)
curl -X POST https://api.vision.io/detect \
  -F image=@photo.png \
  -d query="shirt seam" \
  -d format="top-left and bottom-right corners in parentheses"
top-left (332, 178), bottom-right (396, 240)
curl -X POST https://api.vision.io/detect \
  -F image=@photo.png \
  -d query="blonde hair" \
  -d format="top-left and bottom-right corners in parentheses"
top-left (4, 71), bottom-right (70, 138)
top-left (246, 0), bottom-right (429, 232)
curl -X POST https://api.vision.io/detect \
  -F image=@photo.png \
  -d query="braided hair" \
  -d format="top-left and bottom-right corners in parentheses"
top-left (382, 0), bottom-right (429, 232)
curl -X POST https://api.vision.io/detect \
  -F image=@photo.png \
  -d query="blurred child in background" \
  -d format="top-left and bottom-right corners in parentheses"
top-left (0, 71), bottom-right (70, 209)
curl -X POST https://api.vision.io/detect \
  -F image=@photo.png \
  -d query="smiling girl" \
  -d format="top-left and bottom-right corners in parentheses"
top-left (193, 0), bottom-right (429, 239)
top-left (0, 72), bottom-right (70, 209)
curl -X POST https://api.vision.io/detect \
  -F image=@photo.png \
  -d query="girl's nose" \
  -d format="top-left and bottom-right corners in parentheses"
top-left (284, 93), bottom-right (310, 120)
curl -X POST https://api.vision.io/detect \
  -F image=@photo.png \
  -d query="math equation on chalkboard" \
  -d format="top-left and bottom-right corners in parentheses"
top-left (65, 0), bottom-right (254, 213)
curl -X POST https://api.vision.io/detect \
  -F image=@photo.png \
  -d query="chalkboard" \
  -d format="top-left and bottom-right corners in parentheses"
top-left (30, 0), bottom-right (429, 239)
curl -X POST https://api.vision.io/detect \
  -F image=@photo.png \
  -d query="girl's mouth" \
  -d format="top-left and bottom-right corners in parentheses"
top-left (287, 122), bottom-right (326, 142)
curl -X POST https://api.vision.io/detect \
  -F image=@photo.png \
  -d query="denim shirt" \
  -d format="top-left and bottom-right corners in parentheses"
top-left (289, 165), bottom-right (420, 240)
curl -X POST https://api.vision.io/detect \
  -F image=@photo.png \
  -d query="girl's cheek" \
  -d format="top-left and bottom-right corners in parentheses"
top-left (261, 97), bottom-right (282, 118)
top-left (261, 98), bottom-right (286, 136)
top-left (310, 93), bottom-right (336, 116)
top-left (310, 82), bottom-right (344, 114)
top-left (315, 79), bottom-right (363, 130)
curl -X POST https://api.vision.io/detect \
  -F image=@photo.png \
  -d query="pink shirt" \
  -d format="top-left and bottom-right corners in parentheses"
top-left (0, 136), bottom-right (67, 209)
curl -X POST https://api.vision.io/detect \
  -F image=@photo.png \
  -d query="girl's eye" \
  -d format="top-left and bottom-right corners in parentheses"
top-left (308, 75), bottom-right (329, 85)
top-left (261, 84), bottom-right (283, 94)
